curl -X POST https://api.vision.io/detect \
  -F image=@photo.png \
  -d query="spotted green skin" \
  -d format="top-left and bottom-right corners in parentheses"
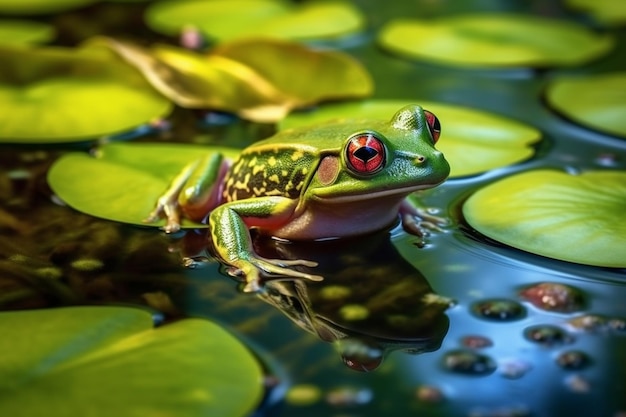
top-left (180, 104), bottom-right (450, 291)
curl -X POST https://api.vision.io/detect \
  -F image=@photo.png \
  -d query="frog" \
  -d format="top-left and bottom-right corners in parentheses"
top-left (145, 104), bottom-right (450, 292)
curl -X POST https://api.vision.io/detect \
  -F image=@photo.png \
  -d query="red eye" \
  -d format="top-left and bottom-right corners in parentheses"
top-left (424, 109), bottom-right (441, 144)
top-left (345, 133), bottom-right (386, 175)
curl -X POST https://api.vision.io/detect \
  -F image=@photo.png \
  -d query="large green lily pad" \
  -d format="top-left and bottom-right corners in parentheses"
top-left (0, 306), bottom-right (264, 417)
top-left (280, 100), bottom-right (541, 177)
top-left (462, 169), bottom-right (626, 267)
top-left (145, 0), bottom-right (365, 42)
top-left (565, 0), bottom-right (626, 26)
top-left (98, 37), bottom-right (372, 122)
top-left (0, 0), bottom-right (96, 14)
top-left (545, 72), bottom-right (626, 138)
top-left (48, 142), bottom-right (240, 228)
top-left (377, 13), bottom-right (614, 67)
top-left (0, 19), bottom-right (55, 44)
top-left (0, 44), bottom-right (172, 143)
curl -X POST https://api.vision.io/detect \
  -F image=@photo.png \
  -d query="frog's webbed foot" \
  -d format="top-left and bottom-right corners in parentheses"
top-left (144, 196), bottom-right (182, 233)
top-left (227, 256), bottom-right (323, 293)
top-left (400, 200), bottom-right (450, 238)
top-left (143, 161), bottom-right (200, 233)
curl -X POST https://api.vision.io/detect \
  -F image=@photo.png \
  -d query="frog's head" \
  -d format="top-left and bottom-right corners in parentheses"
top-left (309, 104), bottom-right (450, 203)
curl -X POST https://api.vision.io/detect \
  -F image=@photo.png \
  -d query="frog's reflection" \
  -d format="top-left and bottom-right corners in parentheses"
top-left (250, 229), bottom-right (452, 372)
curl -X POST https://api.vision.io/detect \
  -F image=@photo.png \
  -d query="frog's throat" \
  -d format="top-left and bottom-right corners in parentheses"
top-left (310, 183), bottom-right (441, 204)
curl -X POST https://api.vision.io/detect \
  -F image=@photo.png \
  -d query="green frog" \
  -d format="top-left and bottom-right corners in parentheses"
top-left (146, 104), bottom-right (450, 292)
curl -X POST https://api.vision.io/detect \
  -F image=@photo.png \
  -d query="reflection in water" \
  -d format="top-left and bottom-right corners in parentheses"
top-left (248, 229), bottom-right (453, 371)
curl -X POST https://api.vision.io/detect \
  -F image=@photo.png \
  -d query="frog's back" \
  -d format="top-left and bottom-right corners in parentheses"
top-left (222, 143), bottom-right (319, 202)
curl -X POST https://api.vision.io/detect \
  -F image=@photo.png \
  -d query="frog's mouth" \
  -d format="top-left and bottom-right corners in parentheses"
top-left (311, 182), bottom-right (442, 204)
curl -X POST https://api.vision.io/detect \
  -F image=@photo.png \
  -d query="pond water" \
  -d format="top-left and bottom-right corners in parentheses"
top-left (1, 1), bottom-right (625, 416)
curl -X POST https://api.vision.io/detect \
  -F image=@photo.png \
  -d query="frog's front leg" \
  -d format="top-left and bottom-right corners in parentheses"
top-left (400, 198), bottom-right (450, 238)
top-left (145, 153), bottom-right (228, 232)
top-left (210, 197), bottom-right (323, 293)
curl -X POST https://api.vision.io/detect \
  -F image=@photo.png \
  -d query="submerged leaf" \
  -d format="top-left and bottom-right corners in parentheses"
top-left (99, 37), bottom-right (372, 122)
top-left (145, 0), bottom-right (365, 42)
top-left (0, 44), bottom-right (172, 143)
top-left (48, 142), bottom-right (240, 228)
top-left (0, 19), bottom-right (55, 45)
top-left (377, 13), bottom-right (614, 67)
top-left (545, 72), bottom-right (626, 138)
top-left (0, 306), bottom-right (264, 417)
top-left (462, 169), bottom-right (626, 267)
top-left (281, 100), bottom-right (541, 177)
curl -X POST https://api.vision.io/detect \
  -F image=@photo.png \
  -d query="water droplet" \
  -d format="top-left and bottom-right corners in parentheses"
top-left (471, 299), bottom-right (526, 321)
top-left (460, 335), bottom-right (493, 349)
top-left (564, 374), bottom-right (590, 393)
top-left (415, 385), bottom-right (445, 403)
top-left (441, 349), bottom-right (496, 375)
top-left (524, 325), bottom-right (574, 346)
top-left (498, 357), bottom-right (532, 379)
top-left (556, 350), bottom-right (591, 370)
top-left (326, 386), bottom-right (373, 407)
top-left (519, 282), bottom-right (584, 313)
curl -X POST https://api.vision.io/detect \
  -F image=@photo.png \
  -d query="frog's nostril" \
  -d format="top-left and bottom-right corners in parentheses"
top-left (414, 155), bottom-right (426, 164)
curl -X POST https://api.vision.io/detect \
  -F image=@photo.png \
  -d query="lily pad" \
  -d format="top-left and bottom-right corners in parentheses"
top-left (0, 306), bottom-right (264, 417)
top-left (462, 169), bottom-right (626, 267)
top-left (377, 13), bottom-right (614, 68)
top-left (99, 37), bottom-right (372, 122)
top-left (145, 0), bottom-right (365, 42)
top-left (0, 19), bottom-right (55, 45)
top-left (280, 100), bottom-right (541, 177)
top-left (0, 44), bottom-right (172, 143)
top-left (545, 72), bottom-right (626, 137)
top-left (565, 0), bottom-right (626, 26)
top-left (0, 0), bottom-right (96, 15)
top-left (48, 142), bottom-right (240, 228)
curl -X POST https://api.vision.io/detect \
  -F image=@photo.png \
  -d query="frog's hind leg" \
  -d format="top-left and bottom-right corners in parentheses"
top-left (144, 153), bottom-right (228, 233)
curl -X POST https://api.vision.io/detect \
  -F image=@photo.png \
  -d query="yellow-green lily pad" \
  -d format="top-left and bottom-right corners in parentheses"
top-left (0, 0), bottom-right (96, 15)
top-left (98, 37), bottom-right (372, 122)
top-left (145, 0), bottom-right (365, 42)
top-left (0, 306), bottom-right (264, 417)
top-left (545, 72), bottom-right (626, 138)
top-left (48, 142), bottom-right (240, 228)
top-left (565, 0), bottom-right (626, 26)
top-left (0, 44), bottom-right (172, 143)
top-left (377, 13), bottom-right (614, 68)
top-left (280, 100), bottom-right (541, 177)
top-left (0, 19), bottom-right (55, 44)
top-left (462, 169), bottom-right (626, 267)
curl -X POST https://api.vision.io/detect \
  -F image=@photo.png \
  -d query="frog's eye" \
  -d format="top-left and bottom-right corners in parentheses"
top-left (424, 109), bottom-right (441, 144)
top-left (345, 133), bottom-right (386, 175)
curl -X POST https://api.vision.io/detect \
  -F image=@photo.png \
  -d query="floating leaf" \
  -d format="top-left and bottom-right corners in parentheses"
top-left (377, 13), bottom-right (614, 67)
top-left (145, 0), bottom-right (365, 42)
top-left (0, 44), bottom-right (172, 143)
top-left (48, 142), bottom-right (240, 228)
top-left (0, 306), bottom-right (264, 417)
top-left (212, 38), bottom-right (373, 116)
top-left (99, 37), bottom-right (372, 122)
top-left (280, 100), bottom-right (541, 177)
top-left (545, 72), bottom-right (626, 138)
top-left (0, 19), bottom-right (55, 45)
top-left (565, 0), bottom-right (626, 26)
top-left (0, 0), bottom-right (96, 15)
top-left (462, 169), bottom-right (626, 267)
